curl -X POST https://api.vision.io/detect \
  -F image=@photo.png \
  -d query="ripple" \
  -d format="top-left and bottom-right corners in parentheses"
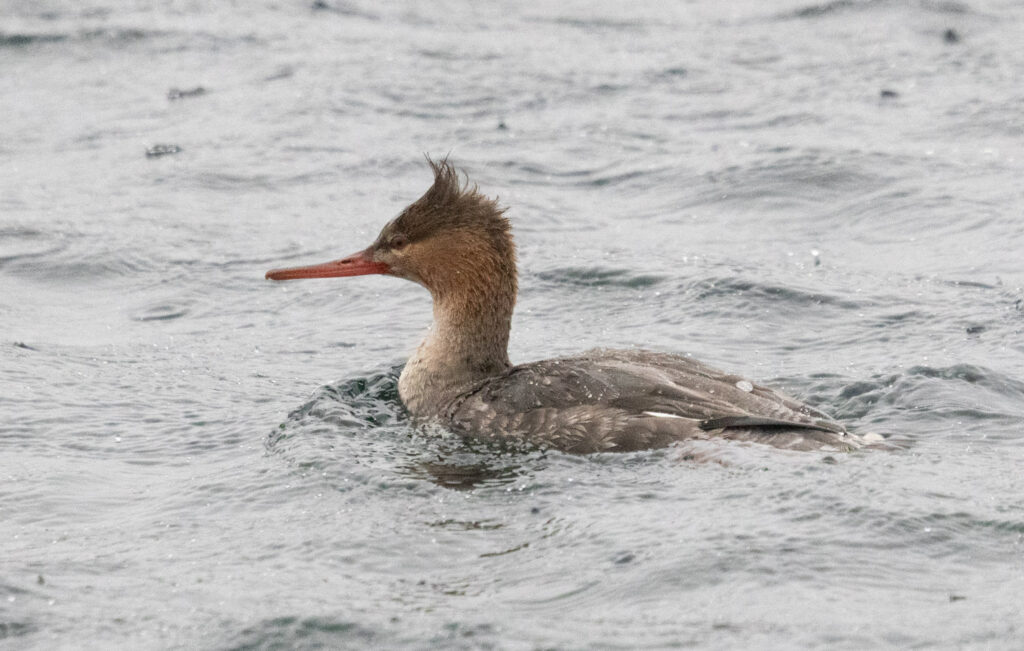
top-left (527, 15), bottom-right (649, 32)
top-left (145, 144), bottom-right (182, 158)
top-left (225, 616), bottom-right (379, 650)
top-left (80, 27), bottom-right (157, 44)
top-left (778, 0), bottom-right (976, 21)
top-left (831, 364), bottom-right (1024, 432)
top-left (166, 86), bottom-right (206, 100)
top-left (399, 447), bottom-right (541, 491)
top-left (689, 276), bottom-right (863, 309)
top-left (906, 364), bottom-right (1024, 399)
top-left (310, 1), bottom-right (380, 20)
top-left (0, 32), bottom-right (68, 47)
top-left (6, 249), bottom-right (154, 282)
top-left (0, 620), bottom-right (36, 640)
top-left (267, 367), bottom-right (548, 491)
top-left (535, 267), bottom-right (664, 289)
top-left (783, 0), bottom-right (884, 20)
top-left (0, 226), bottom-right (46, 238)
top-left (0, 227), bottom-right (67, 269)
top-left (691, 151), bottom-right (893, 211)
top-left (133, 304), bottom-right (189, 322)
top-left (266, 368), bottom-right (413, 481)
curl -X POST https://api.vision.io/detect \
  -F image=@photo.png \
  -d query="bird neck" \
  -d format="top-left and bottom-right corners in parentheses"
top-left (398, 256), bottom-right (516, 418)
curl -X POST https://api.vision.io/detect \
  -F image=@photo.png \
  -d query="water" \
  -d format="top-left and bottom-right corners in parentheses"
top-left (3, 0), bottom-right (1024, 648)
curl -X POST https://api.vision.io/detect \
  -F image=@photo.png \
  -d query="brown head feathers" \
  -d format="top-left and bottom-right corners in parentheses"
top-left (381, 157), bottom-right (513, 257)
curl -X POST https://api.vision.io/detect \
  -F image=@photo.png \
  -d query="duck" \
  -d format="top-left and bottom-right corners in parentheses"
top-left (266, 158), bottom-right (878, 453)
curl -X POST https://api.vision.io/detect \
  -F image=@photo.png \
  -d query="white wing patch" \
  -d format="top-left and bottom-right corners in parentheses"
top-left (643, 411), bottom-right (686, 419)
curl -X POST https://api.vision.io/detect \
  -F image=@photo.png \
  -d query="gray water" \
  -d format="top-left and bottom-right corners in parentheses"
top-left (3, 0), bottom-right (1024, 648)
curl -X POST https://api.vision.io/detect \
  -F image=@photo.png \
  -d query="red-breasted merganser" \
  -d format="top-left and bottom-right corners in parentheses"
top-left (266, 159), bottom-right (877, 453)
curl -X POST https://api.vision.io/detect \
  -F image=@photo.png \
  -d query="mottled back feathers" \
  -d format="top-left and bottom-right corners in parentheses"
top-left (441, 349), bottom-right (867, 453)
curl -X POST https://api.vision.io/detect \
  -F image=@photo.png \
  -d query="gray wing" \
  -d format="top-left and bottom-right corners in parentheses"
top-left (444, 348), bottom-right (864, 453)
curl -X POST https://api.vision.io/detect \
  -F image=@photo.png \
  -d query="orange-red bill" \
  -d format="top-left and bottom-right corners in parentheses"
top-left (265, 247), bottom-right (389, 280)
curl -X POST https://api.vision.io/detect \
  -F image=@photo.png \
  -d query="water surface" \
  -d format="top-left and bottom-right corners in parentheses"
top-left (3, 0), bottom-right (1024, 648)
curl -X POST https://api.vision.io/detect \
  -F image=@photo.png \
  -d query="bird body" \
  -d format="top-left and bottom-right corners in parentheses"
top-left (266, 159), bottom-right (875, 453)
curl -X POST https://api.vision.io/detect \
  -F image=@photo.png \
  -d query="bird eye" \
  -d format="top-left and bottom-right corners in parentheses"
top-left (390, 235), bottom-right (409, 251)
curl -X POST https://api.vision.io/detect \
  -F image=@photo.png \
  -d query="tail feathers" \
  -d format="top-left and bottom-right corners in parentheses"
top-left (699, 415), bottom-right (845, 434)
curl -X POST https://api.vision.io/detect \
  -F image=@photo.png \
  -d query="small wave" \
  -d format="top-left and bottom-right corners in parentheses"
top-left (186, 169), bottom-right (340, 191)
top-left (526, 15), bottom-right (648, 32)
top-left (654, 66), bottom-right (688, 80)
top-left (707, 152), bottom-right (892, 207)
top-left (267, 367), bottom-right (543, 490)
top-left (0, 226), bottom-right (46, 238)
top-left (311, 0), bottom-right (381, 20)
top-left (133, 304), bottom-right (189, 322)
top-left (263, 65), bottom-right (295, 82)
top-left (0, 581), bottom-right (40, 640)
top-left (418, 48), bottom-right (500, 63)
top-left (689, 276), bottom-right (863, 309)
top-left (80, 27), bottom-right (164, 44)
top-left (0, 32), bottom-right (68, 47)
top-left (780, 0), bottom-right (972, 20)
top-left (783, 0), bottom-right (883, 19)
top-left (266, 367), bottom-right (413, 482)
top-left (508, 161), bottom-right (666, 191)
top-left (866, 509), bottom-right (1024, 544)
top-left (0, 620), bottom-right (36, 640)
top-left (580, 168), bottom-right (653, 188)
top-left (3, 24), bottom-right (260, 54)
top-left (906, 364), bottom-right (1024, 399)
top-left (166, 86), bottom-right (206, 101)
top-left (6, 250), bottom-right (154, 282)
top-left (269, 368), bottom-right (405, 443)
top-left (145, 144), bottom-right (182, 158)
top-left (399, 442), bottom-right (545, 491)
top-left (535, 267), bottom-right (664, 289)
top-left (0, 226), bottom-right (67, 269)
top-left (224, 616), bottom-right (380, 650)
top-left (832, 364), bottom-right (1024, 432)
